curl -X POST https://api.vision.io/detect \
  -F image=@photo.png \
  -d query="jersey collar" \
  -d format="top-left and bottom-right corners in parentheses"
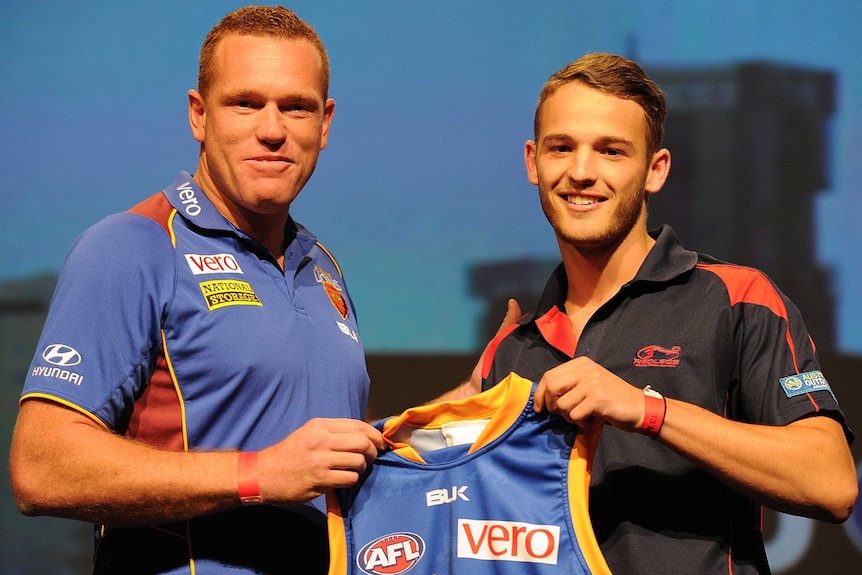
top-left (525, 225), bottom-right (699, 355)
top-left (163, 172), bottom-right (233, 232)
top-left (530, 225), bottom-right (698, 322)
top-left (162, 171), bottom-right (319, 259)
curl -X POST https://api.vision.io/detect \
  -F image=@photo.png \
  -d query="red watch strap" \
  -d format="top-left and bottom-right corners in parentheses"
top-left (641, 386), bottom-right (666, 439)
top-left (238, 451), bottom-right (263, 505)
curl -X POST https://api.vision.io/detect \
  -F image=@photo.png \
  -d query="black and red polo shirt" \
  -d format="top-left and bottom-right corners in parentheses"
top-left (482, 225), bottom-right (851, 575)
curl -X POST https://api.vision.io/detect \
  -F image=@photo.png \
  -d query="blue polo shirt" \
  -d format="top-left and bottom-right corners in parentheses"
top-left (22, 172), bottom-right (369, 574)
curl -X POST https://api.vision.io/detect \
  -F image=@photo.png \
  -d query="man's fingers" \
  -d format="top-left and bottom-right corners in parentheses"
top-left (500, 298), bottom-right (523, 330)
top-left (533, 380), bottom-right (548, 413)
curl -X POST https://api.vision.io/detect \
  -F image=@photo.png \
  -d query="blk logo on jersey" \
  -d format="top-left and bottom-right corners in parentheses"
top-left (426, 485), bottom-right (469, 507)
top-left (315, 265), bottom-right (348, 319)
top-left (457, 519), bottom-right (560, 565)
top-left (185, 253), bottom-right (244, 275)
top-left (356, 532), bottom-right (425, 575)
top-left (633, 344), bottom-right (681, 367)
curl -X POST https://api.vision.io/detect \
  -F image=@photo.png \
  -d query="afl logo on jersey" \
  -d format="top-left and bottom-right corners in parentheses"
top-left (42, 344), bottom-right (82, 367)
top-left (356, 532), bottom-right (425, 575)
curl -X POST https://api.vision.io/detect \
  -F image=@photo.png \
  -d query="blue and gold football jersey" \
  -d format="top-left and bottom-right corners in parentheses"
top-left (327, 373), bottom-right (611, 575)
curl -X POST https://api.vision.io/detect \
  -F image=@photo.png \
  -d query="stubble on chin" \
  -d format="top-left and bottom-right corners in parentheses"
top-left (539, 185), bottom-right (647, 253)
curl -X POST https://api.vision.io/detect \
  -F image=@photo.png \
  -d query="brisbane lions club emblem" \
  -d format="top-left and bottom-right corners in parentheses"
top-left (314, 265), bottom-right (348, 319)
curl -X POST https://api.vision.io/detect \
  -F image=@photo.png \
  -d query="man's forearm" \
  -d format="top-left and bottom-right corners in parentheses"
top-left (658, 399), bottom-right (856, 522)
top-left (10, 399), bottom-right (240, 525)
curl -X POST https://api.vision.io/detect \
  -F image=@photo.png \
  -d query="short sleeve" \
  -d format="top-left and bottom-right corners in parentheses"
top-left (21, 212), bottom-right (177, 431)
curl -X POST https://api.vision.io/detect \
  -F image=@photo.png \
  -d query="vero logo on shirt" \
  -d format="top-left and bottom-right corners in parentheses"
top-left (185, 254), bottom-right (244, 275)
top-left (457, 519), bottom-right (560, 564)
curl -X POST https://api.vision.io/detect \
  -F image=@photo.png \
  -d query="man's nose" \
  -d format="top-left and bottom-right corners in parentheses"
top-left (256, 104), bottom-right (287, 147)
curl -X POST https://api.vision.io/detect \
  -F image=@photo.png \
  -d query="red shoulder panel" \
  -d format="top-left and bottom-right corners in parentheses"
top-left (696, 262), bottom-right (799, 372)
top-left (695, 263), bottom-right (789, 320)
top-left (127, 192), bottom-right (175, 239)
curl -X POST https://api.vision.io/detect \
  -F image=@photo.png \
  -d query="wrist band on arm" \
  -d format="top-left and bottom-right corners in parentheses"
top-left (640, 386), bottom-right (666, 439)
top-left (238, 451), bottom-right (263, 505)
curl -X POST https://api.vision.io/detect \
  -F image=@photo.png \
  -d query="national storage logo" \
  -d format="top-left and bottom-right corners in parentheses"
top-left (199, 280), bottom-right (262, 311)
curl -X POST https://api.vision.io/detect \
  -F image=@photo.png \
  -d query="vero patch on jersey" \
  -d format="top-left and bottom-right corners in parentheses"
top-left (779, 370), bottom-right (832, 398)
top-left (185, 253), bottom-right (244, 275)
top-left (356, 532), bottom-right (425, 574)
top-left (457, 519), bottom-right (560, 565)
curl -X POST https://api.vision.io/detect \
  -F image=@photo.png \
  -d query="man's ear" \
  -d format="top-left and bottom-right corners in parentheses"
top-left (524, 140), bottom-right (539, 186)
top-left (645, 147), bottom-right (671, 195)
top-left (188, 89), bottom-right (206, 144)
top-left (319, 98), bottom-right (335, 151)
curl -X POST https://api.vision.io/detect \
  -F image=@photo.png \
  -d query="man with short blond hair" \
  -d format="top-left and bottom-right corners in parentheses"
top-left (10, 6), bottom-right (383, 574)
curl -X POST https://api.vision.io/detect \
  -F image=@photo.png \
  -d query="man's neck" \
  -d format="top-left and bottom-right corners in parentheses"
top-left (192, 170), bottom-right (289, 268)
top-left (560, 229), bottom-right (655, 314)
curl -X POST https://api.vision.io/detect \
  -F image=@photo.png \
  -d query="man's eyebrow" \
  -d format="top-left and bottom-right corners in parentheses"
top-left (539, 133), bottom-right (636, 147)
top-left (597, 135), bottom-right (636, 147)
top-left (219, 89), bottom-right (322, 106)
top-left (539, 133), bottom-right (573, 145)
top-left (220, 89), bottom-right (256, 100)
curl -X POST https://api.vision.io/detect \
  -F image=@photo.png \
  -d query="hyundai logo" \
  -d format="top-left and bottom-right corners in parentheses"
top-left (42, 344), bottom-right (82, 367)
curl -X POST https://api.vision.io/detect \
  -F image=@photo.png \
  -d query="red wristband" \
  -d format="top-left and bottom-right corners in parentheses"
top-left (238, 451), bottom-right (263, 505)
top-left (640, 386), bottom-right (666, 439)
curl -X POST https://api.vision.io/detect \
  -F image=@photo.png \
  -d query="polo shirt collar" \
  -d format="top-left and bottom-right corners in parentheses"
top-left (162, 171), bottom-right (319, 258)
top-left (528, 225), bottom-right (698, 324)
